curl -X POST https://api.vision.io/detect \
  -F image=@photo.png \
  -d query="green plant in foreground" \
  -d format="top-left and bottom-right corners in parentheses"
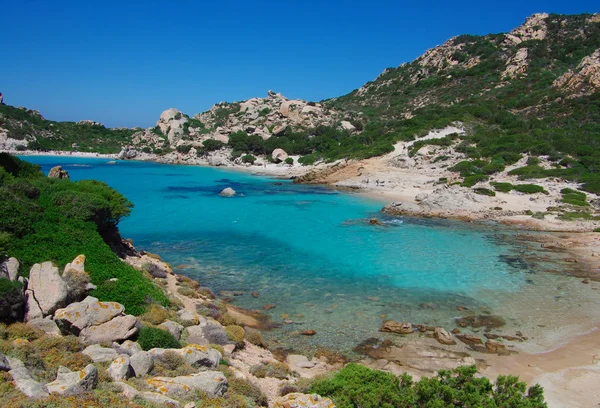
top-left (310, 364), bottom-right (546, 408)
top-left (137, 326), bottom-right (180, 350)
top-left (513, 184), bottom-right (548, 195)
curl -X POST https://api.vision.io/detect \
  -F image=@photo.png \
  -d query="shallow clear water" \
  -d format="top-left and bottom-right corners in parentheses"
top-left (21, 156), bottom-right (600, 355)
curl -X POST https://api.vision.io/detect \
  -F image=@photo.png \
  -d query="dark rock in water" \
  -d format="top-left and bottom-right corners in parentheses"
top-left (451, 328), bottom-right (461, 334)
top-left (251, 291), bottom-right (260, 298)
top-left (354, 337), bottom-right (385, 356)
top-left (369, 218), bottom-right (382, 225)
top-left (380, 320), bottom-right (414, 334)
top-left (485, 339), bottom-right (505, 353)
top-left (263, 304), bottom-right (276, 310)
top-left (300, 330), bottom-right (316, 336)
top-left (455, 315), bottom-right (506, 329)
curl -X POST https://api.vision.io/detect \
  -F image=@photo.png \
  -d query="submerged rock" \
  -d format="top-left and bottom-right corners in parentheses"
top-left (380, 321), bottom-right (414, 335)
top-left (455, 315), bottom-right (506, 329)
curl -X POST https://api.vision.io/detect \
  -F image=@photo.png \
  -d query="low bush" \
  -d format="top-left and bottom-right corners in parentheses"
top-left (462, 174), bottom-right (489, 187)
top-left (513, 184), bottom-right (548, 194)
top-left (473, 187), bottom-right (496, 196)
top-left (310, 364), bottom-right (546, 408)
top-left (225, 325), bottom-right (245, 348)
top-left (228, 377), bottom-right (269, 407)
top-left (249, 362), bottom-right (291, 380)
top-left (242, 154), bottom-right (256, 164)
top-left (139, 304), bottom-right (172, 326)
top-left (285, 157), bottom-right (294, 165)
top-left (490, 182), bottom-right (514, 193)
top-left (137, 326), bottom-right (180, 350)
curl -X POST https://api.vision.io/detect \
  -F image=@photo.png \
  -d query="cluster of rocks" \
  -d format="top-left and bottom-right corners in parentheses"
top-left (47, 165), bottom-right (70, 179)
top-left (379, 315), bottom-right (522, 357)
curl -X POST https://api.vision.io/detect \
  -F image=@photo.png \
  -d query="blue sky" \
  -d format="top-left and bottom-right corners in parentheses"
top-left (1, 1), bottom-right (598, 128)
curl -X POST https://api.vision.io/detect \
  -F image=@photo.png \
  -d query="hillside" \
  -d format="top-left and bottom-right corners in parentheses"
top-left (1, 13), bottom-right (600, 192)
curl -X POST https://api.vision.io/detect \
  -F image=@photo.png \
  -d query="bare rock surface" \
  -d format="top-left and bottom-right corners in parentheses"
top-left (78, 314), bottom-right (139, 345)
top-left (273, 393), bottom-right (336, 408)
top-left (10, 365), bottom-right (49, 399)
top-left (146, 371), bottom-right (227, 397)
top-left (45, 364), bottom-right (98, 396)
top-left (25, 261), bottom-right (68, 320)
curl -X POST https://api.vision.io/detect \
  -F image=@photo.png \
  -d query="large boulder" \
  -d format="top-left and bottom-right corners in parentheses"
top-left (146, 371), bottom-right (227, 398)
top-left (130, 351), bottom-right (154, 377)
top-left (149, 345), bottom-right (221, 369)
top-left (273, 393), bottom-right (336, 408)
top-left (0, 257), bottom-right (19, 281)
top-left (380, 320), bottom-right (414, 335)
top-left (48, 166), bottom-right (70, 179)
top-left (157, 108), bottom-right (188, 144)
top-left (79, 314), bottom-right (139, 345)
top-left (62, 255), bottom-right (93, 302)
top-left (271, 148), bottom-right (288, 163)
top-left (46, 364), bottom-right (98, 396)
top-left (25, 262), bottom-right (68, 320)
top-left (82, 344), bottom-right (119, 363)
top-left (159, 320), bottom-right (184, 340)
top-left (28, 317), bottom-right (61, 336)
top-left (0, 352), bottom-right (10, 371)
top-left (9, 366), bottom-right (49, 399)
top-left (107, 354), bottom-right (132, 381)
top-left (112, 340), bottom-right (143, 356)
top-left (54, 296), bottom-right (125, 335)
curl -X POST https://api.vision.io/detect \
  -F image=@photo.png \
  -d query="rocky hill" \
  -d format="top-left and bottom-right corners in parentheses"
top-left (2, 13), bottom-right (600, 191)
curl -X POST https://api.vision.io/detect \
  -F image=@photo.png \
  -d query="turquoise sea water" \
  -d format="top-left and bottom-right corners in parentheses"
top-left (20, 156), bottom-right (600, 355)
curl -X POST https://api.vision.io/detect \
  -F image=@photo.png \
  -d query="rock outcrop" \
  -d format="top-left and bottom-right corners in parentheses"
top-left (219, 187), bottom-right (236, 197)
top-left (554, 48), bottom-right (600, 96)
top-left (0, 257), bottom-right (19, 281)
top-left (10, 365), bottom-right (49, 399)
top-left (45, 364), bottom-right (98, 396)
top-left (146, 371), bottom-right (228, 398)
top-left (47, 166), bottom-right (70, 180)
top-left (25, 262), bottom-right (68, 320)
top-left (273, 393), bottom-right (336, 408)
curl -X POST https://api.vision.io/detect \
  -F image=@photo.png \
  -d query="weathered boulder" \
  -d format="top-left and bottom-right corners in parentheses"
top-left (176, 309), bottom-right (202, 326)
top-left (113, 340), bottom-right (143, 356)
top-left (146, 371), bottom-right (227, 397)
top-left (159, 320), bottom-right (184, 340)
top-left (107, 354), bottom-right (132, 381)
top-left (130, 351), bottom-right (154, 377)
top-left (273, 393), bottom-right (336, 408)
top-left (10, 366), bottom-right (49, 398)
top-left (219, 187), bottom-right (236, 197)
top-left (83, 344), bottom-right (119, 363)
top-left (54, 296), bottom-right (125, 335)
top-left (415, 193), bottom-right (429, 202)
top-left (46, 364), bottom-right (98, 396)
top-left (272, 148), bottom-right (288, 163)
top-left (199, 323), bottom-right (230, 345)
top-left (114, 382), bottom-right (181, 408)
top-left (79, 314), bottom-right (139, 345)
top-left (184, 325), bottom-right (209, 345)
top-left (62, 255), bottom-right (93, 302)
top-left (48, 166), bottom-right (70, 179)
top-left (272, 125), bottom-right (286, 136)
top-left (380, 321), bottom-right (414, 335)
top-left (456, 334), bottom-right (483, 346)
top-left (28, 317), bottom-right (61, 336)
top-left (0, 257), bottom-right (19, 281)
top-left (433, 327), bottom-right (456, 345)
top-left (25, 262), bottom-right (68, 320)
top-left (149, 345), bottom-right (221, 369)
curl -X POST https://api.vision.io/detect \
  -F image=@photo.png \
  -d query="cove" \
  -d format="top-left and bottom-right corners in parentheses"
top-left (21, 156), bottom-right (600, 356)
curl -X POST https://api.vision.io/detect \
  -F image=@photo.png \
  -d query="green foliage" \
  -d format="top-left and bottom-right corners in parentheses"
top-left (0, 155), bottom-right (168, 315)
top-left (513, 184), bottom-right (548, 194)
top-left (490, 182), bottom-right (514, 193)
top-left (0, 105), bottom-right (135, 154)
top-left (241, 154), bottom-right (256, 164)
top-left (176, 144), bottom-right (192, 154)
top-left (473, 187), bottom-right (496, 196)
top-left (202, 139), bottom-right (225, 151)
top-left (285, 157), bottom-right (294, 165)
top-left (560, 188), bottom-right (588, 206)
top-left (137, 326), bottom-right (180, 350)
top-left (462, 174), bottom-right (489, 187)
top-left (310, 364), bottom-right (546, 408)
top-left (0, 278), bottom-right (22, 297)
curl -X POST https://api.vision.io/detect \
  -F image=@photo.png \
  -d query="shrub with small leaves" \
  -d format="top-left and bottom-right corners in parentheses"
top-left (137, 326), bottom-right (180, 350)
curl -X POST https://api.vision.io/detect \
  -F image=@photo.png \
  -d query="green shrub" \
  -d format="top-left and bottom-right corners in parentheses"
top-left (176, 144), bottom-right (192, 154)
top-left (490, 182), bottom-right (514, 193)
top-left (241, 154), bottom-right (256, 164)
top-left (513, 184), bottom-right (548, 194)
top-left (228, 377), bottom-right (268, 407)
top-left (310, 364), bottom-right (546, 408)
top-left (473, 187), bottom-right (496, 196)
top-left (285, 157), bottom-right (294, 165)
top-left (137, 326), bottom-right (180, 351)
top-left (462, 174), bottom-right (489, 187)
top-left (202, 139), bottom-right (225, 151)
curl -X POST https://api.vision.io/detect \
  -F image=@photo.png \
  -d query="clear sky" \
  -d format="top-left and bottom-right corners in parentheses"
top-left (1, 0), bottom-right (598, 128)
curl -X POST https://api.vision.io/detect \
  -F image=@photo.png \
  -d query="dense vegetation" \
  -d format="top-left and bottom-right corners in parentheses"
top-left (0, 104), bottom-right (135, 154)
top-left (0, 153), bottom-right (168, 314)
top-left (310, 363), bottom-right (546, 408)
